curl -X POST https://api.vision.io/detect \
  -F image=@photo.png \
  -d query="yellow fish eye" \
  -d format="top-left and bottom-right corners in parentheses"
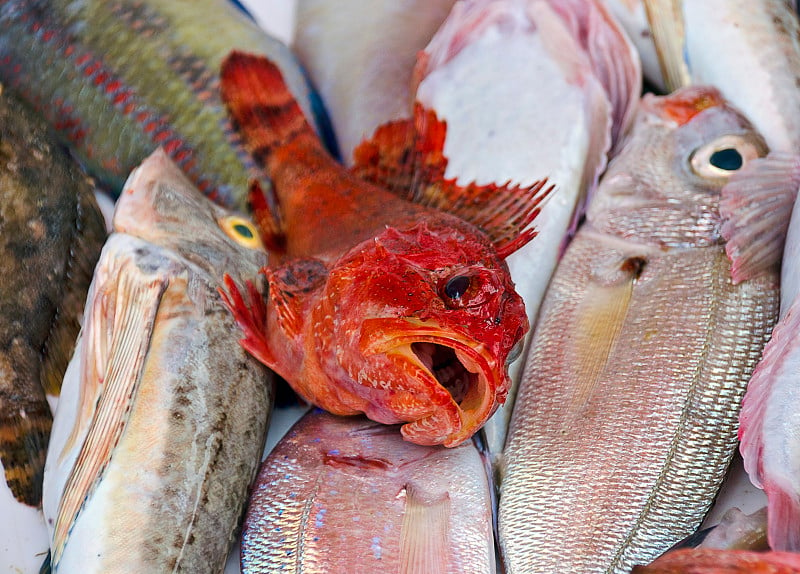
top-left (219, 215), bottom-right (264, 250)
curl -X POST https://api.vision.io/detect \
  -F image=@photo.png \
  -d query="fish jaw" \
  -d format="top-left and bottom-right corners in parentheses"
top-left (358, 320), bottom-right (507, 447)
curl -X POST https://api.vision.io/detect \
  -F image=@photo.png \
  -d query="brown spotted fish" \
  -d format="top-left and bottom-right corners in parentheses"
top-left (0, 85), bottom-right (105, 573)
top-left (42, 149), bottom-right (273, 573)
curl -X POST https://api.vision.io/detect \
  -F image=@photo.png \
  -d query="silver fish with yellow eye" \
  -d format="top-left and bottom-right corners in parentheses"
top-left (498, 87), bottom-right (780, 574)
top-left (41, 149), bottom-right (274, 574)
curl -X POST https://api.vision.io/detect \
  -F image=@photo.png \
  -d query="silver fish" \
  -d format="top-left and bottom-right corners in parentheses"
top-left (240, 409), bottom-right (496, 573)
top-left (498, 87), bottom-right (780, 573)
top-left (42, 149), bottom-right (274, 573)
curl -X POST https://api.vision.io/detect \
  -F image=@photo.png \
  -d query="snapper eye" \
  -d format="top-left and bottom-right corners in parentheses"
top-left (219, 215), bottom-right (264, 250)
top-left (690, 134), bottom-right (765, 180)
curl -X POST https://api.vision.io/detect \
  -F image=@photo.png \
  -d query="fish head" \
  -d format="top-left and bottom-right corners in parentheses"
top-left (587, 86), bottom-right (768, 246)
top-left (112, 148), bottom-right (267, 279)
top-left (317, 218), bottom-right (528, 447)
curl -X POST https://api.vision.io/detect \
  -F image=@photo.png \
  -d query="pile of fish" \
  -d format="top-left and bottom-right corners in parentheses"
top-left (1, 0), bottom-right (800, 573)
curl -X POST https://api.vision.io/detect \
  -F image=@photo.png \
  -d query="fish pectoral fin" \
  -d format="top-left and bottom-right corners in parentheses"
top-left (264, 258), bottom-right (327, 342)
top-left (53, 268), bottom-right (170, 566)
top-left (566, 255), bottom-right (641, 412)
top-left (399, 483), bottom-right (451, 574)
top-left (350, 115), bottom-right (417, 194)
top-left (720, 153), bottom-right (800, 283)
top-left (219, 273), bottom-right (278, 369)
top-left (643, 0), bottom-right (691, 92)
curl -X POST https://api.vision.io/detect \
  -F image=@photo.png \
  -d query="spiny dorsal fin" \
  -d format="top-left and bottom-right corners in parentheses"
top-left (353, 103), bottom-right (554, 258)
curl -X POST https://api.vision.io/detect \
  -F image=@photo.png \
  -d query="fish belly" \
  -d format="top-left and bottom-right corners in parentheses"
top-left (499, 230), bottom-right (778, 573)
top-left (43, 236), bottom-right (272, 573)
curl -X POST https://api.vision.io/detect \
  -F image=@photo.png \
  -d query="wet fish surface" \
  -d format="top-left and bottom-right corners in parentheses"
top-left (498, 87), bottom-right (780, 573)
top-left (240, 409), bottom-right (495, 573)
top-left (0, 0), bottom-right (322, 212)
top-left (41, 149), bottom-right (274, 573)
top-left (0, 84), bottom-right (105, 573)
top-left (219, 52), bottom-right (549, 447)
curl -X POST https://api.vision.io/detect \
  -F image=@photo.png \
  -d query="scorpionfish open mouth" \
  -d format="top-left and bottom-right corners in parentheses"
top-left (361, 319), bottom-right (507, 447)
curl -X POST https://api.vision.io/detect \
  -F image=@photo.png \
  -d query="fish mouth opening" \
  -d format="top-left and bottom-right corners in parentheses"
top-left (411, 342), bottom-right (483, 411)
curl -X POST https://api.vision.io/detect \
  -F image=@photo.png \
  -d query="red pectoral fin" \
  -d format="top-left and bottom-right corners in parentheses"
top-left (248, 180), bottom-right (286, 253)
top-left (219, 273), bottom-right (277, 369)
top-left (264, 258), bottom-right (328, 341)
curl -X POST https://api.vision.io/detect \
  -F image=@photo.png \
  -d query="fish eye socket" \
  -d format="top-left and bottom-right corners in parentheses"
top-left (219, 216), bottom-right (264, 250)
top-left (690, 134), bottom-right (764, 180)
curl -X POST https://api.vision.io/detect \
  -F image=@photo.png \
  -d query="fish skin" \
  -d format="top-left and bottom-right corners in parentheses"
top-left (0, 85), bottom-right (105, 573)
top-left (219, 52), bottom-right (549, 448)
top-left (632, 548), bottom-right (800, 573)
top-left (240, 409), bottom-right (495, 574)
top-left (41, 149), bottom-right (274, 573)
top-left (498, 87), bottom-right (780, 573)
top-left (642, 0), bottom-right (800, 283)
top-left (350, 0), bottom-right (641, 454)
top-left (0, 0), bottom-right (321, 212)
top-left (294, 0), bottom-right (457, 165)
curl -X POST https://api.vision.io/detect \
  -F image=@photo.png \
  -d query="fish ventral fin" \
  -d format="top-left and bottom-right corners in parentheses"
top-left (53, 269), bottom-right (169, 567)
top-left (264, 258), bottom-right (327, 342)
top-left (720, 153), bottom-right (800, 284)
top-left (352, 103), bottom-right (554, 259)
top-left (399, 483), bottom-right (451, 574)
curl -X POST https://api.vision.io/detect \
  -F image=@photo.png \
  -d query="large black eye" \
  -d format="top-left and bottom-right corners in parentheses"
top-left (690, 134), bottom-right (765, 180)
top-left (444, 275), bottom-right (471, 300)
top-left (709, 148), bottom-right (743, 171)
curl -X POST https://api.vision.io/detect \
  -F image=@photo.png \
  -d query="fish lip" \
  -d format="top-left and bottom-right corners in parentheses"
top-left (361, 318), bottom-right (503, 446)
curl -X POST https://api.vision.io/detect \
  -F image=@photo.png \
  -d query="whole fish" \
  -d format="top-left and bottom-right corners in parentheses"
top-left (219, 52), bottom-right (550, 447)
top-left (642, 0), bottom-right (800, 283)
top-left (632, 548), bottom-right (800, 573)
top-left (0, 0), bottom-right (324, 212)
top-left (294, 0), bottom-right (457, 164)
top-left (42, 149), bottom-right (274, 573)
top-left (239, 409), bottom-right (495, 573)
top-left (349, 0), bottom-right (641, 453)
top-left (498, 87), bottom-right (780, 573)
top-left (0, 85), bottom-right (106, 573)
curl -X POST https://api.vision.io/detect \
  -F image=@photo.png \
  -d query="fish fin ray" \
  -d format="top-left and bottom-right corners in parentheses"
top-left (642, 0), bottom-right (691, 92)
top-left (350, 117), bottom-right (417, 195)
top-left (265, 259), bottom-right (327, 341)
top-left (720, 153), bottom-right (800, 283)
top-left (219, 273), bottom-right (278, 369)
top-left (52, 269), bottom-right (169, 566)
top-left (0, 407), bottom-right (50, 506)
top-left (40, 189), bottom-right (107, 397)
top-left (399, 484), bottom-right (451, 574)
top-left (247, 180), bottom-right (286, 253)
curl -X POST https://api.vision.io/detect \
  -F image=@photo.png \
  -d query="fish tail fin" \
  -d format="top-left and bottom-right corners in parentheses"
top-left (0, 407), bottom-right (51, 506)
top-left (220, 51), bottom-right (318, 165)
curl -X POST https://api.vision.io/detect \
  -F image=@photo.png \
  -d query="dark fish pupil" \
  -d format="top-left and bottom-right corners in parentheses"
top-left (709, 148), bottom-right (743, 171)
top-left (444, 275), bottom-right (471, 300)
top-left (234, 223), bottom-right (254, 239)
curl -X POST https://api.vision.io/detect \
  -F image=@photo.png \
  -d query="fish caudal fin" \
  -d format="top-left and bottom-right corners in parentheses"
top-left (0, 409), bottom-right (50, 506)
top-left (352, 103), bottom-right (554, 258)
top-left (220, 51), bottom-right (317, 166)
top-left (720, 153), bottom-right (800, 283)
top-left (219, 274), bottom-right (278, 370)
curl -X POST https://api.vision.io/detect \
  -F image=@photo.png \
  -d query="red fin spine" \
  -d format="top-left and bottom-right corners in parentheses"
top-left (247, 180), bottom-right (286, 253)
top-left (220, 51), bottom-right (316, 166)
top-left (218, 274), bottom-right (277, 370)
